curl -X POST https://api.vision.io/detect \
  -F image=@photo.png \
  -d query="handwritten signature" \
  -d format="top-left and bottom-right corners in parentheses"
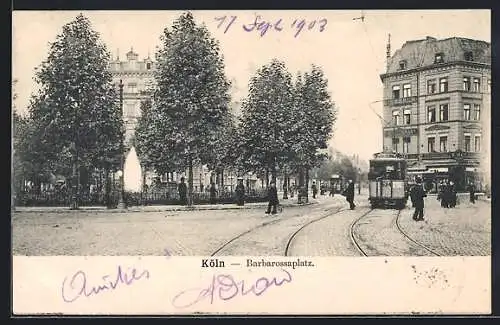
top-left (215, 15), bottom-right (327, 38)
top-left (172, 269), bottom-right (292, 308)
top-left (61, 265), bottom-right (150, 303)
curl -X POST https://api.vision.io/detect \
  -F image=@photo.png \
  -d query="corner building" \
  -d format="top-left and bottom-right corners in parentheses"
top-left (380, 36), bottom-right (490, 192)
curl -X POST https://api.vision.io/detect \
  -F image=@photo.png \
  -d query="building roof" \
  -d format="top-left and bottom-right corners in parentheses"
top-left (385, 36), bottom-right (490, 74)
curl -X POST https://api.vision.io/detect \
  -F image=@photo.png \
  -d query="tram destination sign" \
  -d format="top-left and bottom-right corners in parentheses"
top-left (384, 127), bottom-right (418, 137)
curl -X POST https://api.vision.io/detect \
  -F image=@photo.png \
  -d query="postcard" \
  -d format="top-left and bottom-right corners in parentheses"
top-left (11, 9), bottom-right (491, 315)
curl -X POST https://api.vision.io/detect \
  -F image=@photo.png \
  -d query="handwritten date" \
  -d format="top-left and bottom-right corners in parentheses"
top-left (215, 15), bottom-right (327, 38)
top-left (172, 269), bottom-right (292, 308)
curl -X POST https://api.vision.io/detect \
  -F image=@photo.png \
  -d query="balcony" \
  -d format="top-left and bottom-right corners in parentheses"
top-left (420, 151), bottom-right (481, 161)
top-left (385, 96), bottom-right (418, 107)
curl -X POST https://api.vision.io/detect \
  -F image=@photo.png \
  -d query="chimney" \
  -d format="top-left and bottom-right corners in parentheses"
top-left (386, 33), bottom-right (391, 72)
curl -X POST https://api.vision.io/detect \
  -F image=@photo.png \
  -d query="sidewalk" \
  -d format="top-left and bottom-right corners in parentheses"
top-left (13, 199), bottom-right (317, 213)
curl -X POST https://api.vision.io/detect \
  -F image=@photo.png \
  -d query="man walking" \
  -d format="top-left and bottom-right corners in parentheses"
top-left (468, 182), bottom-right (476, 204)
top-left (265, 181), bottom-right (279, 215)
top-left (311, 181), bottom-right (318, 199)
top-left (344, 179), bottom-right (356, 210)
top-left (235, 178), bottom-right (245, 206)
top-left (178, 177), bottom-right (187, 205)
top-left (410, 177), bottom-right (426, 221)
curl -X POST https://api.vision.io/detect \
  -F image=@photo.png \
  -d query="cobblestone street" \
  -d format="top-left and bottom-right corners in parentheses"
top-left (12, 193), bottom-right (490, 256)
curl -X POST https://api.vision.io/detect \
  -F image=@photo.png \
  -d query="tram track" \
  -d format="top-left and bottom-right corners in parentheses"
top-left (211, 203), bottom-right (346, 256)
top-left (350, 208), bottom-right (442, 256)
top-left (284, 207), bottom-right (347, 256)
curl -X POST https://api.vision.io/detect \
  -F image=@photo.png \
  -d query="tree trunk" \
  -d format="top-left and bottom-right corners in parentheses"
top-left (221, 169), bottom-right (224, 191)
top-left (187, 156), bottom-right (194, 206)
top-left (105, 168), bottom-right (111, 209)
top-left (305, 168), bottom-right (310, 204)
top-left (70, 155), bottom-right (79, 210)
top-left (283, 169), bottom-right (288, 199)
top-left (265, 169), bottom-right (269, 188)
top-left (298, 167), bottom-right (305, 204)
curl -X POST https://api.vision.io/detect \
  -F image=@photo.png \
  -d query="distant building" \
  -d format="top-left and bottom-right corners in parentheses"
top-left (109, 48), bottom-right (156, 146)
top-left (380, 36), bottom-right (491, 191)
top-left (109, 48), bottom-right (255, 191)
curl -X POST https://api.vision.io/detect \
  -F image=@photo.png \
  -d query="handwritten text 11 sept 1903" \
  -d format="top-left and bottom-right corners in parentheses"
top-left (214, 15), bottom-right (328, 38)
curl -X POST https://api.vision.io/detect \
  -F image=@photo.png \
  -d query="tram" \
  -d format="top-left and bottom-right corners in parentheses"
top-left (368, 151), bottom-right (409, 209)
top-left (329, 174), bottom-right (345, 194)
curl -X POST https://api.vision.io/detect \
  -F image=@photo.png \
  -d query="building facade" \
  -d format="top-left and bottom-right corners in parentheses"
top-left (380, 36), bottom-right (490, 191)
top-left (109, 48), bottom-right (258, 191)
top-left (109, 48), bottom-right (156, 146)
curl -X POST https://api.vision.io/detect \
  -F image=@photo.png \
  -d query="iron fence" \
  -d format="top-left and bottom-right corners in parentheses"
top-left (15, 188), bottom-right (270, 207)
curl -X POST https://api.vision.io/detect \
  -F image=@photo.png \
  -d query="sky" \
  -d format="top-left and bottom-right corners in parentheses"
top-left (12, 10), bottom-right (490, 161)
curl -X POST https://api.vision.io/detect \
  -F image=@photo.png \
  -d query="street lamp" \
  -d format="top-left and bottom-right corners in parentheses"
top-left (117, 79), bottom-right (127, 209)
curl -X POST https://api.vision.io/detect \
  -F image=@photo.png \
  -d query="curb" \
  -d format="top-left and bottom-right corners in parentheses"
top-left (13, 202), bottom-right (317, 214)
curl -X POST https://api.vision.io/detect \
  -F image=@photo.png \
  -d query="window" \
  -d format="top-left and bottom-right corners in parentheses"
top-left (403, 137), bottom-right (411, 153)
top-left (465, 51), bottom-right (474, 61)
top-left (473, 78), bottom-right (480, 92)
top-left (463, 104), bottom-right (471, 120)
top-left (427, 80), bottom-right (437, 94)
top-left (146, 62), bottom-right (151, 70)
top-left (463, 77), bottom-right (471, 91)
top-left (403, 109), bottom-right (411, 125)
top-left (464, 134), bottom-right (471, 152)
top-left (392, 138), bottom-right (399, 152)
top-left (403, 84), bottom-right (412, 97)
top-left (392, 110), bottom-right (400, 125)
top-left (439, 136), bottom-right (448, 152)
top-left (474, 136), bottom-right (481, 152)
top-left (127, 82), bottom-right (137, 93)
top-left (392, 85), bottom-right (401, 99)
top-left (439, 104), bottom-right (449, 121)
top-left (125, 103), bottom-right (135, 117)
top-left (435, 52), bottom-right (444, 63)
top-left (399, 60), bottom-right (407, 70)
top-left (474, 104), bottom-right (481, 121)
top-left (439, 77), bottom-right (448, 93)
top-left (428, 137), bottom-right (435, 152)
top-left (427, 106), bottom-right (436, 123)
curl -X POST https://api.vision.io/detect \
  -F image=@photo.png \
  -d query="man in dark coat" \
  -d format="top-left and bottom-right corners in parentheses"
top-left (235, 179), bottom-right (245, 206)
top-left (311, 181), bottom-right (318, 199)
top-left (410, 177), bottom-right (427, 221)
top-left (468, 182), bottom-right (476, 204)
top-left (344, 179), bottom-right (356, 210)
top-left (209, 182), bottom-right (217, 204)
top-left (178, 177), bottom-right (187, 205)
top-left (265, 181), bottom-right (279, 215)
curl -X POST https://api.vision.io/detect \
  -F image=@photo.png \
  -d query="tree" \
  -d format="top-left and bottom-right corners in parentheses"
top-left (237, 59), bottom-right (295, 185)
top-left (32, 14), bottom-right (123, 209)
top-left (289, 65), bottom-right (336, 202)
top-left (150, 12), bottom-right (231, 205)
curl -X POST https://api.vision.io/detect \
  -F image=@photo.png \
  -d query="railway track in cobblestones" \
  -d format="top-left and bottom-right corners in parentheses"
top-left (350, 208), bottom-right (442, 256)
top-left (284, 207), bottom-right (348, 256)
top-left (395, 210), bottom-right (441, 256)
top-left (210, 205), bottom-right (346, 256)
top-left (349, 209), bottom-right (374, 256)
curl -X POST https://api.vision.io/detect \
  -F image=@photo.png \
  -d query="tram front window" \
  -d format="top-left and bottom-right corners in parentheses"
top-left (369, 162), bottom-right (402, 180)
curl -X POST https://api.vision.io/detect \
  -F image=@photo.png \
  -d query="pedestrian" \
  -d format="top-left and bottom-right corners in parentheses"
top-left (209, 182), bottom-right (217, 204)
top-left (468, 182), bottom-right (476, 204)
top-left (410, 176), bottom-right (427, 221)
top-left (311, 181), bottom-right (318, 199)
top-left (235, 178), bottom-right (245, 206)
top-left (178, 177), bottom-right (187, 205)
top-left (265, 181), bottom-right (279, 215)
top-left (343, 179), bottom-right (356, 210)
top-left (441, 181), bottom-right (451, 208)
top-left (290, 182), bottom-right (296, 198)
top-left (449, 181), bottom-right (457, 208)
